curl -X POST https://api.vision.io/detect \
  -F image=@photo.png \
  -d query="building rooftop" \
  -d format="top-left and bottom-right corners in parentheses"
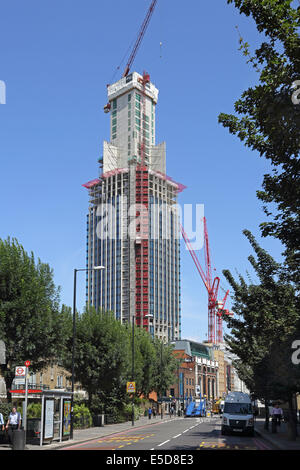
top-left (172, 339), bottom-right (211, 359)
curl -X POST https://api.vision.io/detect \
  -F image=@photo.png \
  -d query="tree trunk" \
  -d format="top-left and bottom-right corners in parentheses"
top-left (287, 396), bottom-right (297, 441)
top-left (264, 399), bottom-right (269, 431)
top-left (5, 371), bottom-right (14, 402)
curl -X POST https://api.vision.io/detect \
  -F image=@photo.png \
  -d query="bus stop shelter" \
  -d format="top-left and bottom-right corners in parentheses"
top-left (39, 390), bottom-right (72, 447)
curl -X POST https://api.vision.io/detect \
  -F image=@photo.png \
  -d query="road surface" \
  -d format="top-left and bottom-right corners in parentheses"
top-left (62, 415), bottom-right (275, 451)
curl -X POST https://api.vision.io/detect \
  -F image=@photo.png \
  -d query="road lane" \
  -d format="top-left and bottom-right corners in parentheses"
top-left (62, 416), bottom-right (275, 451)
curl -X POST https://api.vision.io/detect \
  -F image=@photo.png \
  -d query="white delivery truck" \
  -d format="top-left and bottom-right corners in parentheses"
top-left (221, 392), bottom-right (254, 436)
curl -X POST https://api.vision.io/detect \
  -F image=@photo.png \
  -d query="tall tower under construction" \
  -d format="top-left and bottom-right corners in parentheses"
top-left (84, 71), bottom-right (182, 342)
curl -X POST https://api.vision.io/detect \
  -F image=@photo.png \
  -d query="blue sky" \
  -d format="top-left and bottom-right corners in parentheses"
top-left (0, 0), bottom-right (284, 342)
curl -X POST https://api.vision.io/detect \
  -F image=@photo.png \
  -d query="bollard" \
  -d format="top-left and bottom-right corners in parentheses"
top-left (12, 429), bottom-right (25, 450)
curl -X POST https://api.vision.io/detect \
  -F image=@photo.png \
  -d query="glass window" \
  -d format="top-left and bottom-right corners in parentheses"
top-left (223, 403), bottom-right (252, 414)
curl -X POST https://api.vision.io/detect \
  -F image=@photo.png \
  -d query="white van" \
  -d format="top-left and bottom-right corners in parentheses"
top-left (221, 392), bottom-right (254, 436)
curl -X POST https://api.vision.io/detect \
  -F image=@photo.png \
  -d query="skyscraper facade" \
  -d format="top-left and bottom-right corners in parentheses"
top-left (84, 72), bottom-right (181, 342)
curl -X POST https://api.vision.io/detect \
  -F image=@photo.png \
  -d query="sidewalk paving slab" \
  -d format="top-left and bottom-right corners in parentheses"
top-left (254, 417), bottom-right (300, 451)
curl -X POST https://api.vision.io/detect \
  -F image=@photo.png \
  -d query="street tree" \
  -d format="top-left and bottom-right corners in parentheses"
top-left (0, 237), bottom-right (69, 398)
top-left (129, 324), bottom-right (157, 398)
top-left (222, 230), bottom-right (300, 438)
top-left (63, 306), bottom-right (131, 413)
top-left (219, 0), bottom-right (300, 287)
top-left (152, 339), bottom-right (179, 401)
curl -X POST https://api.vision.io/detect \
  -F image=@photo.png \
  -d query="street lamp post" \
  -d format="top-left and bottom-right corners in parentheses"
top-left (178, 367), bottom-right (186, 414)
top-left (160, 340), bottom-right (163, 419)
top-left (70, 265), bottom-right (105, 440)
top-left (131, 313), bottom-right (153, 427)
top-left (132, 314), bottom-right (135, 427)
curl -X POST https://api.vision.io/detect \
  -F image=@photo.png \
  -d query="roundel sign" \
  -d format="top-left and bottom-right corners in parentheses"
top-left (15, 366), bottom-right (26, 377)
top-left (24, 360), bottom-right (31, 367)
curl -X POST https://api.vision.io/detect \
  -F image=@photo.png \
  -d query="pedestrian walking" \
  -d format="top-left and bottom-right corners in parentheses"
top-left (272, 404), bottom-right (283, 426)
top-left (152, 407), bottom-right (156, 418)
top-left (6, 406), bottom-right (21, 445)
top-left (148, 407), bottom-right (152, 420)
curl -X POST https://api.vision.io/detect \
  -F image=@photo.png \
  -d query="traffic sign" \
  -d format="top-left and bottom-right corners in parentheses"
top-left (15, 366), bottom-right (26, 377)
top-left (126, 381), bottom-right (136, 393)
top-left (25, 360), bottom-right (31, 367)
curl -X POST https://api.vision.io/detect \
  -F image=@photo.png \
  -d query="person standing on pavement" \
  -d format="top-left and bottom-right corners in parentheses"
top-left (148, 407), bottom-right (152, 420)
top-left (272, 404), bottom-right (283, 426)
top-left (6, 406), bottom-right (21, 444)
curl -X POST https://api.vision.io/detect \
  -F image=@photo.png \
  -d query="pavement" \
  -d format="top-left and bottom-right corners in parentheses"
top-left (0, 414), bottom-right (299, 451)
top-left (254, 417), bottom-right (300, 451)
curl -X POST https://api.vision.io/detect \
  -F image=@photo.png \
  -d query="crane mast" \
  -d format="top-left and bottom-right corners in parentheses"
top-left (181, 218), bottom-right (232, 344)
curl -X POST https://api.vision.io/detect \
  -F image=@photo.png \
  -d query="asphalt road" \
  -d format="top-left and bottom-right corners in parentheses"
top-left (62, 416), bottom-right (275, 451)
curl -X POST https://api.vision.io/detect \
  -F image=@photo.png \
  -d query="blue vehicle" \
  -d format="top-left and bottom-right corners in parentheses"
top-left (185, 398), bottom-right (206, 417)
top-left (192, 398), bottom-right (206, 417)
top-left (185, 401), bottom-right (196, 417)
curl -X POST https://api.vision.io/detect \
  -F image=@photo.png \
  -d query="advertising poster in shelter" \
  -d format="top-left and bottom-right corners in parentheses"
top-left (44, 399), bottom-right (54, 440)
top-left (63, 399), bottom-right (71, 437)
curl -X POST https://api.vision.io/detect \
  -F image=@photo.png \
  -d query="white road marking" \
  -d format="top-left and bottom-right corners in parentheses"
top-left (172, 434), bottom-right (182, 439)
top-left (158, 439), bottom-right (170, 447)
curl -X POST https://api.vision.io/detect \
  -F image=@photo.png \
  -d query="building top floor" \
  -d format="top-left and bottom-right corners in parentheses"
top-left (107, 72), bottom-right (159, 104)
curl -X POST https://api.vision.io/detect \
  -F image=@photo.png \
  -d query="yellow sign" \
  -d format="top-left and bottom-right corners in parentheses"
top-left (126, 381), bottom-right (136, 393)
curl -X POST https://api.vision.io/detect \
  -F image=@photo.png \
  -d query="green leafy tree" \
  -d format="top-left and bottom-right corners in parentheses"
top-left (63, 306), bottom-right (179, 418)
top-left (128, 324), bottom-right (157, 398)
top-left (219, 0), bottom-right (300, 286)
top-left (0, 238), bottom-right (69, 398)
top-left (152, 339), bottom-right (179, 399)
top-left (63, 306), bottom-right (131, 411)
top-left (222, 230), bottom-right (300, 438)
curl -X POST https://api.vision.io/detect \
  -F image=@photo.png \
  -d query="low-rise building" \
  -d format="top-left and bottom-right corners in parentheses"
top-left (167, 339), bottom-right (219, 410)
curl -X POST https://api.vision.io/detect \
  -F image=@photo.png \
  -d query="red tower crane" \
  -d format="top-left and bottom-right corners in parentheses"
top-left (181, 217), bottom-right (231, 344)
top-left (216, 290), bottom-right (233, 343)
top-left (122, 0), bottom-right (158, 78)
top-left (104, 0), bottom-right (157, 111)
